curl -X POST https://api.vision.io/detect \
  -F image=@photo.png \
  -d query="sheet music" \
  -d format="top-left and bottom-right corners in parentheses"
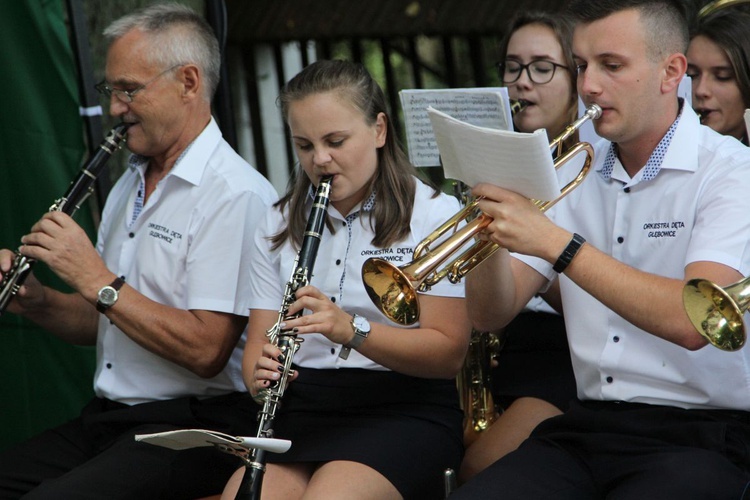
top-left (135, 428), bottom-right (292, 454)
top-left (400, 88), bottom-right (514, 167)
top-left (427, 107), bottom-right (560, 201)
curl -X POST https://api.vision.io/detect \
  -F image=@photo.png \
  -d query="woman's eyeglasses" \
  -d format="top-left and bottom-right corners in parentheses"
top-left (497, 60), bottom-right (569, 85)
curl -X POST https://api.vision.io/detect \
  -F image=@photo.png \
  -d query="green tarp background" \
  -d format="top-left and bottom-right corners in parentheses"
top-left (0, 1), bottom-right (98, 450)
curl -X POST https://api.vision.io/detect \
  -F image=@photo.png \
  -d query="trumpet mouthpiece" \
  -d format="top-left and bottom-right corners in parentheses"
top-left (586, 104), bottom-right (603, 120)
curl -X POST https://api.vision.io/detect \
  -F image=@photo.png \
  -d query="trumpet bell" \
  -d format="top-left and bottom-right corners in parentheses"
top-left (362, 258), bottom-right (420, 325)
top-left (682, 277), bottom-right (748, 351)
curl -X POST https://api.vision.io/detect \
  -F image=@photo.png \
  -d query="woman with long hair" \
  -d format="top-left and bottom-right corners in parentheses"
top-left (222, 59), bottom-right (470, 499)
top-left (687, 9), bottom-right (750, 144)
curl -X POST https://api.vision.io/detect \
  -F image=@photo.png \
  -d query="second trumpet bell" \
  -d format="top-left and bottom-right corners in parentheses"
top-left (682, 276), bottom-right (749, 351)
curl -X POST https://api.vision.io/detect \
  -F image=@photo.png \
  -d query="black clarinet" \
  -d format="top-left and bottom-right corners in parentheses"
top-left (0, 123), bottom-right (130, 315)
top-left (235, 175), bottom-right (333, 500)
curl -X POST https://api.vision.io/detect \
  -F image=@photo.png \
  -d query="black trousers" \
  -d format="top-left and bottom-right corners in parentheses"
top-left (451, 399), bottom-right (750, 500)
top-left (0, 393), bottom-right (257, 500)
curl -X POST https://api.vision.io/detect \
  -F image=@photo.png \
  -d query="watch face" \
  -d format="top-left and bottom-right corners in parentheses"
top-left (353, 315), bottom-right (370, 333)
top-left (99, 286), bottom-right (117, 306)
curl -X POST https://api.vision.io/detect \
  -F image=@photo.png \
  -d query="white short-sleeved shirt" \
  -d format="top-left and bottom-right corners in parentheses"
top-left (248, 178), bottom-right (464, 370)
top-left (516, 109), bottom-right (750, 410)
top-left (94, 118), bottom-right (278, 405)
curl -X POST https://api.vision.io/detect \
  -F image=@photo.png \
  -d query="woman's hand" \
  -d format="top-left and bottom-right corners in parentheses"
top-left (250, 342), bottom-right (299, 401)
top-left (282, 285), bottom-right (355, 345)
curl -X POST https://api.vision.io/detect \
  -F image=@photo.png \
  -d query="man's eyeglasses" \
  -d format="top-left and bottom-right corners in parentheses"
top-left (497, 60), bottom-right (569, 85)
top-left (95, 64), bottom-right (183, 103)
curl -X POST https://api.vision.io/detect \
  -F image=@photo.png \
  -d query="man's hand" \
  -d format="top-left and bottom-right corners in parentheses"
top-left (19, 212), bottom-right (109, 294)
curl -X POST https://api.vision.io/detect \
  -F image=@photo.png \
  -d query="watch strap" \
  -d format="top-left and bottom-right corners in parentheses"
top-left (339, 315), bottom-right (369, 360)
top-left (344, 330), bottom-right (367, 350)
top-left (553, 233), bottom-right (586, 274)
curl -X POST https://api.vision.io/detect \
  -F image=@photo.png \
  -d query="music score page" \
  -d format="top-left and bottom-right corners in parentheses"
top-left (427, 106), bottom-right (560, 201)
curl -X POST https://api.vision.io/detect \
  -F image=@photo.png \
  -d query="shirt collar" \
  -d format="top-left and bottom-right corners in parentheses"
top-left (599, 98), bottom-right (685, 182)
top-left (126, 117), bottom-right (220, 186)
top-left (307, 184), bottom-right (377, 221)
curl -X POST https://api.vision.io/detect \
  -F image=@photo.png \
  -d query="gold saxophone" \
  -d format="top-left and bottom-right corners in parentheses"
top-left (458, 329), bottom-right (503, 445)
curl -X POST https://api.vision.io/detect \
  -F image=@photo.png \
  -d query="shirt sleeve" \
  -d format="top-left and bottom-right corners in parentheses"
top-left (684, 151), bottom-right (750, 276)
top-left (246, 207), bottom-right (286, 312)
top-left (184, 189), bottom-right (272, 314)
top-left (411, 187), bottom-right (466, 299)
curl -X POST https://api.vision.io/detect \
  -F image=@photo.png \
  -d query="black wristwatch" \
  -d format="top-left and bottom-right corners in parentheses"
top-left (339, 314), bottom-right (371, 359)
top-left (96, 277), bottom-right (125, 313)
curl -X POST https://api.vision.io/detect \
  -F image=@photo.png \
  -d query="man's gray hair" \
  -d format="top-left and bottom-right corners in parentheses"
top-left (104, 3), bottom-right (220, 100)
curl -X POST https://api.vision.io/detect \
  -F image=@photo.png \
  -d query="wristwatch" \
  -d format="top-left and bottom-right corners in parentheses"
top-left (96, 277), bottom-right (125, 313)
top-left (347, 314), bottom-right (371, 349)
top-left (339, 314), bottom-right (371, 359)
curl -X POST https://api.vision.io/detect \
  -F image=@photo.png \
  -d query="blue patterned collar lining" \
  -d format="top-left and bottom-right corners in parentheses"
top-left (600, 98), bottom-right (684, 181)
top-left (127, 143), bottom-right (193, 172)
top-left (127, 144), bottom-right (194, 227)
top-left (307, 183), bottom-right (376, 220)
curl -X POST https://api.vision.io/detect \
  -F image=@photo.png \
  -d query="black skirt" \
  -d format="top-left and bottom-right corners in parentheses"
top-left (492, 311), bottom-right (577, 411)
top-left (266, 367), bottom-right (464, 500)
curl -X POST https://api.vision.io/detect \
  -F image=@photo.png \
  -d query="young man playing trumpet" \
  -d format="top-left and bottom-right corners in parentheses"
top-left (452, 0), bottom-right (750, 498)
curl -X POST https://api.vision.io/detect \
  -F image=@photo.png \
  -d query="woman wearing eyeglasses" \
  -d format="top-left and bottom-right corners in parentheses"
top-left (687, 9), bottom-right (750, 145)
top-left (459, 10), bottom-right (579, 483)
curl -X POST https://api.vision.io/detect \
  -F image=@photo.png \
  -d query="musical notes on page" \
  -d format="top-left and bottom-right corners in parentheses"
top-left (427, 107), bottom-right (559, 201)
top-left (400, 88), bottom-right (514, 167)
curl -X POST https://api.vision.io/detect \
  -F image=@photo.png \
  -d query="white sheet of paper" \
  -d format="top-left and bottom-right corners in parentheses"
top-left (135, 428), bottom-right (292, 454)
top-left (744, 109), bottom-right (750, 139)
top-left (427, 106), bottom-right (559, 201)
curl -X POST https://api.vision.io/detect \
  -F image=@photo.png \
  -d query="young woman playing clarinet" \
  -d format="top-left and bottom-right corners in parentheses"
top-left (222, 59), bottom-right (471, 500)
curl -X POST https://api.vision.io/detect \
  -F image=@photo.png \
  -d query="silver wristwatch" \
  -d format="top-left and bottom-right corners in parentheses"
top-left (96, 277), bottom-right (125, 313)
top-left (339, 314), bottom-right (371, 360)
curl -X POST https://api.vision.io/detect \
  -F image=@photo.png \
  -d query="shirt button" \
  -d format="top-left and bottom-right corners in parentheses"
top-left (106, 363), bottom-right (112, 369)
top-left (330, 348), bottom-right (335, 355)
top-left (613, 336), bottom-right (620, 343)
top-left (129, 232), bottom-right (135, 238)
top-left (342, 221), bottom-right (347, 227)
top-left (331, 297), bottom-right (336, 303)
top-left (336, 259), bottom-right (342, 265)
top-left (617, 236), bottom-right (624, 244)
top-left (606, 376), bottom-right (613, 383)
top-left (624, 187), bottom-right (631, 193)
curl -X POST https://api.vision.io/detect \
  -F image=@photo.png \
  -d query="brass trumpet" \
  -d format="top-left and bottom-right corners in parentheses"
top-left (362, 104), bottom-right (602, 325)
top-left (682, 276), bottom-right (749, 351)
